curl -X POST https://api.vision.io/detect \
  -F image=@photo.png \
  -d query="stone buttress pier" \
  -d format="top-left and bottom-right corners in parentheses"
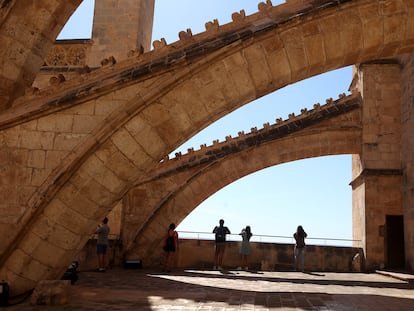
top-left (87, 0), bottom-right (155, 67)
top-left (400, 54), bottom-right (414, 271)
top-left (351, 61), bottom-right (404, 271)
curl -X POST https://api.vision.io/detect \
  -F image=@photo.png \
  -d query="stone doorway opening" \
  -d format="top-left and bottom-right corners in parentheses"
top-left (385, 215), bottom-right (405, 269)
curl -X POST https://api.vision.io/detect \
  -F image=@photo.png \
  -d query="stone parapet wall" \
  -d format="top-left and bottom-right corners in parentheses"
top-left (174, 239), bottom-right (363, 272)
top-left (76, 238), bottom-right (363, 273)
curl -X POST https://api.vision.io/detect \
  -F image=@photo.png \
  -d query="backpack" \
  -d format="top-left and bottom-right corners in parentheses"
top-left (215, 226), bottom-right (227, 242)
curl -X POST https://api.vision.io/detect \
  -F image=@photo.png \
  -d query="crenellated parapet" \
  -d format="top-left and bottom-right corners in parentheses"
top-left (156, 92), bottom-right (361, 173)
top-left (40, 0), bottom-right (323, 73)
top-left (21, 0), bottom-right (345, 110)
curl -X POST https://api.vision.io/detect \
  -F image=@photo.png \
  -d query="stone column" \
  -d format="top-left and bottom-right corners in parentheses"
top-left (86, 0), bottom-right (155, 67)
top-left (351, 61), bottom-right (403, 271)
top-left (399, 55), bottom-right (414, 270)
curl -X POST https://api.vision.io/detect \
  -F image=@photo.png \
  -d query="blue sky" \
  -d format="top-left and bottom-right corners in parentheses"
top-left (59, 0), bottom-right (353, 246)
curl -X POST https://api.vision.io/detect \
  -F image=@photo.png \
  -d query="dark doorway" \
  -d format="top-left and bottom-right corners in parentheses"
top-left (385, 215), bottom-right (405, 269)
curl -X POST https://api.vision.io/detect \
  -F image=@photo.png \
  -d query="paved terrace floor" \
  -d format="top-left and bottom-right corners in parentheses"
top-left (6, 268), bottom-right (414, 310)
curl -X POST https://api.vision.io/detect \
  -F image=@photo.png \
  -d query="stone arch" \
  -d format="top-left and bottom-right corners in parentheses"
top-left (124, 99), bottom-right (362, 264)
top-left (1, 0), bottom-right (413, 295)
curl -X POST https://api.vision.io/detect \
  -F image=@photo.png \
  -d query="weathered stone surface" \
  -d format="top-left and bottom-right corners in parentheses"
top-left (30, 280), bottom-right (71, 305)
top-left (0, 0), bottom-right (414, 298)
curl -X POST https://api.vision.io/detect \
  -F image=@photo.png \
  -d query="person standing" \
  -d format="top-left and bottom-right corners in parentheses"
top-left (238, 225), bottom-right (253, 270)
top-left (293, 225), bottom-right (307, 272)
top-left (212, 219), bottom-right (231, 270)
top-left (96, 217), bottom-right (110, 272)
top-left (162, 223), bottom-right (179, 272)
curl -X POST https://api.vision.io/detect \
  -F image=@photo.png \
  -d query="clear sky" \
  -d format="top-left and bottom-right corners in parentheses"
top-left (58, 0), bottom-right (353, 246)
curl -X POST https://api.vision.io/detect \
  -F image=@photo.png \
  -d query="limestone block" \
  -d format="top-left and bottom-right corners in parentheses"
top-left (45, 150), bottom-right (68, 169)
top-left (2, 128), bottom-right (23, 148)
top-left (280, 27), bottom-right (308, 78)
top-left (37, 114), bottom-right (73, 132)
top-left (19, 231), bottom-right (43, 255)
top-left (3, 248), bottom-right (29, 274)
top-left (19, 120), bottom-right (38, 131)
top-left (49, 202), bottom-right (95, 236)
top-left (318, 14), bottom-right (344, 66)
top-left (111, 128), bottom-right (155, 168)
top-left (72, 114), bottom-right (104, 134)
top-left (1, 56), bottom-right (21, 84)
top-left (338, 11), bottom-right (363, 52)
top-left (80, 154), bottom-right (124, 194)
top-left (383, 12), bottom-right (406, 47)
top-left (53, 133), bottom-right (87, 151)
top-left (94, 98), bottom-right (126, 116)
top-left (244, 43), bottom-right (272, 91)
top-left (222, 52), bottom-right (255, 100)
top-left (302, 22), bottom-right (325, 71)
top-left (19, 131), bottom-right (55, 150)
top-left (4, 248), bottom-right (55, 287)
top-left (159, 100), bottom-right (192, 134)
top-left (70, 168), bottom-right (116, 206)
top-left (16, 185), bottom-right (36, 206)
top-left (56, 183), bottom-right (100, 219)
top-left (6, 249), bottom-right (52, 283)
top-left (16, 167), bottom-right (33, 186)
top-left (45, 223), bottom-right (82, 251)
top-left (264, 44), bottom-right (292, 87)
top-left (142, 101), bottom-right (170, 125)
top-left (0, 204), bottom-right (22, 220)
top-left (28, 150), bottom-right (46, 168)
top-left (30, 280), bottom-right (71, 305)
top-left (125, 116), bottom-right (167, 159)
top-left (208, 61), bottom-right (240, 102)
top-left (99, 150), bottom-right (137, 183)
top-left (29, 237), bottom-right (68, 268)
top-left (64, 99), bottom-right (95, 115)
top-left (31, 168), bottom-right (52, 187)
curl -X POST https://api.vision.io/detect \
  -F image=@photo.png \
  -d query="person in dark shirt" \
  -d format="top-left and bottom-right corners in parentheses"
top-left (162, 223), bottom-right (179, 272)
top-left (212, 219), bottom-right (230, 270)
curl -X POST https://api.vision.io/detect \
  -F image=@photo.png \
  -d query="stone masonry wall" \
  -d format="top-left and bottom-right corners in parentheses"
top-left (399, 54), bottom-right (414, 270)
top-left (87, 0), bottom-right (155, 67)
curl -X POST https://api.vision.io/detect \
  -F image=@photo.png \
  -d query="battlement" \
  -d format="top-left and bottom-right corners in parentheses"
top-left (156, 92), bottom-right (361, 172)
top-left (27, 0), bottom-right (346, 101)
top-left (41, 1), bottom-right (341, 72)
top-left (147, 0), bottom-right (338, 54)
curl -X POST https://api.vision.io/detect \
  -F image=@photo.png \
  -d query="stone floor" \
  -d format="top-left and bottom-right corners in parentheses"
top-left (5, 268), bottom-right (414, 310)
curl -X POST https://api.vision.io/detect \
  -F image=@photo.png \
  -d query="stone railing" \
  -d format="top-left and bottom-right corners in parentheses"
top-left (76, 237), bottom-right (364, 273)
